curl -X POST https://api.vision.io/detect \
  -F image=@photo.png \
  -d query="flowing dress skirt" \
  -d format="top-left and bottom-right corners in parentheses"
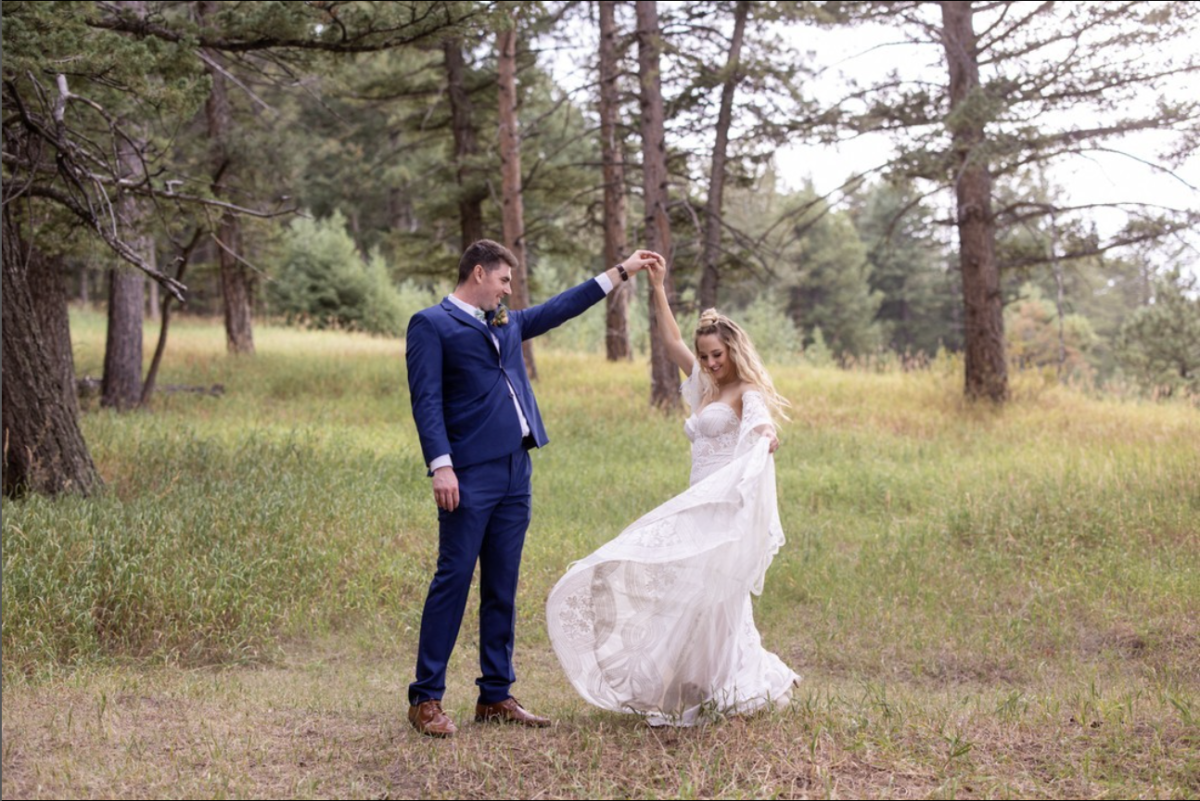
top-left (546, 438), bottom-right (800, 726)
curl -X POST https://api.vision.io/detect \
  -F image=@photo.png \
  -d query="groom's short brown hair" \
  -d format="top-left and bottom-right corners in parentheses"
top-left (458, 239), bottom-right (518, 286)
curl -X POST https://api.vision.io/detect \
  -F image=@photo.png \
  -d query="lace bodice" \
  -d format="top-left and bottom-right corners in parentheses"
top-left (681, 361), bottom-right (774, 485)
top-left (684, 401), bottom-right (740, 484)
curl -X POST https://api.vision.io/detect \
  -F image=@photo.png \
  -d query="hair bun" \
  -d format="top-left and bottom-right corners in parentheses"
top-left (697, 308), bottom-right (723, 328)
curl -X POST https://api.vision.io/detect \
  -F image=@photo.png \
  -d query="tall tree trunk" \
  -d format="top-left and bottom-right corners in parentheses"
top-left (216, 212), bottom-right (254, 354)
top-left (445, 39), bottom-right (485, 248)
top-left (497, 18), bottom-right (537, 379)
top-left (2, 208), bottom-right (101, 497)
top-left (100, 0), bottom-right (150, 408)
top-left (941, 1), bottom-right (1006, 402)
top-left (102, 266), bottom-right (144, 409)
top-left (600, 0), bottom-right (633, 361)
top-left (32, 255), bottom-right (76, 426)
top-left (637, 0), bottom-right (679, 408)
top-left (201, 0), bottom-right (255, 355)
top-left (699, 0), bottom-right (749, 311)
top-left (1050, 212), bottom-right (1066, 380)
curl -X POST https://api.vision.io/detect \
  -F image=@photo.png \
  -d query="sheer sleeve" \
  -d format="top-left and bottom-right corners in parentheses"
top-left (737, 390), bottom-right (785, 586)
top-left (736, 390), bottom-right (775, 456)
top-left (680, 358), bottom-right (703, 412)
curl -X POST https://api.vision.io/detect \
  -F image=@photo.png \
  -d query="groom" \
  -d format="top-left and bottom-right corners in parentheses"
top-left (405, 239), bottom-right (660, 737)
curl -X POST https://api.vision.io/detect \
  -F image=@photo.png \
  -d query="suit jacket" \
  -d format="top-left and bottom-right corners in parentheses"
top-left (406, 277), bottom-right (606, 471)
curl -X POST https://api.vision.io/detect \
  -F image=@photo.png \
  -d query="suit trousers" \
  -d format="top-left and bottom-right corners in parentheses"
top-left (408, 448), bottom-right (533, 706)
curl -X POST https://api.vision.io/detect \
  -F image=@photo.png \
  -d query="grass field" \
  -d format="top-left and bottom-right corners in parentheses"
top-left (2, 308), bottom-right (1198, 799)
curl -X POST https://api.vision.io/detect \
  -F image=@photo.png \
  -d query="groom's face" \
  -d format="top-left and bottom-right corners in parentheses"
top-left (474, 263), bottom-right (513, 311)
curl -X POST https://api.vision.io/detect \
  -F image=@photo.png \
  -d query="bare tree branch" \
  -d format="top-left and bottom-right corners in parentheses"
top-left (23, 185), bottom-right (187, 300)
top-left (194, 49), bottom-right (278, 115)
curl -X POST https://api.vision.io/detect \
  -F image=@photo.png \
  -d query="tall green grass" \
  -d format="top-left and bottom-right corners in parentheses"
top-left (3, 307), bottom-right (1198, 695)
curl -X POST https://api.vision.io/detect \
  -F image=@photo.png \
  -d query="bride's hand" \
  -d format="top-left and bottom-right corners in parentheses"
top-left (765, 430), bottom-right (780, 453)
top-left (623, 250), bottom-right (663, 275)
top-left (647, 256), bottom-right (666, 288)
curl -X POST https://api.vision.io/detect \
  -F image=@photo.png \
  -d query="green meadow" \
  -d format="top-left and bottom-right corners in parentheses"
top-left (2, 309), bottom-right (1197, 799)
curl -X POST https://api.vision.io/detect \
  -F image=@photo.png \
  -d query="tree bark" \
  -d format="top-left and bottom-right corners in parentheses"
top-left (101, 266), bottom-right (144, 409)
top-left (445, 39), bottom-right (486, 249)
top-left (600, 0), bottom-right (633, 361)
top-left (637, 0), bottom-right (679, 408)
top-left (699, 0), bottom-right (749, 311)
top-left (216, 213), bottom-right (254, 354)
top-left (497, 18), bottom-right (537, 380)
top-left (1050, 212), bottom-right (1066, 380)
top-left (34, 258), bottom-right (77, 428)
top-left (101, 0), bottom-right (149, 408)
top-left (2, 208), bottom-right (101, 497)
top-left (941, 1), bottom-right (1007, 402)
top-left (201, 0), bottom-right (255, 355)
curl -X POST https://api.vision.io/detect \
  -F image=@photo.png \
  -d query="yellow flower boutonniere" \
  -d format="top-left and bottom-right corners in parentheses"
top-left (492, 305), bottom-right (509, 326)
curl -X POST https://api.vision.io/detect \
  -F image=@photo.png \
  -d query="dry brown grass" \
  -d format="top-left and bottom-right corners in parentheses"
top-left (4, 635), bottom-right (1196, 800)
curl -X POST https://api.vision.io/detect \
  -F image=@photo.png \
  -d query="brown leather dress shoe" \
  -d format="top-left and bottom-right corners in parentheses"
top-left (408, 699), bottom-right (457, 737)
top-left (474, 697), bottom-right (551, 727)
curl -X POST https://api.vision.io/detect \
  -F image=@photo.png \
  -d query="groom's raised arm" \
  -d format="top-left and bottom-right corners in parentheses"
top-left (515, 251), bottom-right (662, 340)
top-left (406, 312), bottom-right (450, 470)
top-left (515, 277), bottom-right (608, 341)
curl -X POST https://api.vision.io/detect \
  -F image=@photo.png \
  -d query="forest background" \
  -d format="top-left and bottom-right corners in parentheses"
top-left (5, 1), bottom-right (1200, 491)
top-left (2, 2), bottom-right (1199, 798)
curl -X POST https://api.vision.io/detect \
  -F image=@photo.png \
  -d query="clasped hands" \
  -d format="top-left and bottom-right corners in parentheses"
top-left (621, 250), bottom-right (666, 279)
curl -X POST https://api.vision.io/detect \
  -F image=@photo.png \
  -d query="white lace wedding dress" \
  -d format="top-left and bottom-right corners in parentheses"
top-left (546, 361), bottom-right (800, 726)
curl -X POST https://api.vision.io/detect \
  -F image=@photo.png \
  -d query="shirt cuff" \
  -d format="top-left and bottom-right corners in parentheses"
top-left (596, 273), bottom-right (615, 295)
top-left (429, 454), bottom-right (453, 472)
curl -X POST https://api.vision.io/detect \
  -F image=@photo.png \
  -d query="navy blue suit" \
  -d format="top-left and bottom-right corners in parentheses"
top-left (406, 277), bottom-right (606, 705)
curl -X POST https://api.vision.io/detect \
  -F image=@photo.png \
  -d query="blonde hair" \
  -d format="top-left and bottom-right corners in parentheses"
top-left (694, 308), bottom-right (791, 421)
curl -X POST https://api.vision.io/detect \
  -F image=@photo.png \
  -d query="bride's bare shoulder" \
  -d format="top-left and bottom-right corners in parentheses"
top-left (733, 382), bottom-right (760, 401)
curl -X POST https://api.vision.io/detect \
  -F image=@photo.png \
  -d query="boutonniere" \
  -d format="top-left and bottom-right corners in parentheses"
top-left (492, 304), bottom-right (509, 326)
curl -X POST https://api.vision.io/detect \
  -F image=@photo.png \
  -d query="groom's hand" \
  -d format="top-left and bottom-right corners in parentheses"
top-left (433, 466), bottom-right (460, 512)
top-left (622, 250), bottom-right (664, 274)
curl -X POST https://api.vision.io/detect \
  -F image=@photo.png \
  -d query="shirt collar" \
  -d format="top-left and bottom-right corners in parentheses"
top-left (446, 293), bottom-right (485, 321)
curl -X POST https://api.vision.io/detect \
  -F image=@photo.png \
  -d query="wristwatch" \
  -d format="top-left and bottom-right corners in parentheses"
top-left (615, 263), bottom-right (629, 282)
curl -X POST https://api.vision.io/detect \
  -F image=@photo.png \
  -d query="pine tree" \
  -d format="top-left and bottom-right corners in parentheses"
top-left (1116, 269), bottom-right (1200, 396)
top-left (821, 1), bottom-right (1200, 400)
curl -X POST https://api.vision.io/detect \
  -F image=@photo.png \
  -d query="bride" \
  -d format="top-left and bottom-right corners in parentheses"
top-left (546, 258), bottom-right (800, 726)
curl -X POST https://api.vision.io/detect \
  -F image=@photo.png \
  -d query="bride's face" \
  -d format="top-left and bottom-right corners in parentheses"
top-left (697, 333), bottom-right (735, 386)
